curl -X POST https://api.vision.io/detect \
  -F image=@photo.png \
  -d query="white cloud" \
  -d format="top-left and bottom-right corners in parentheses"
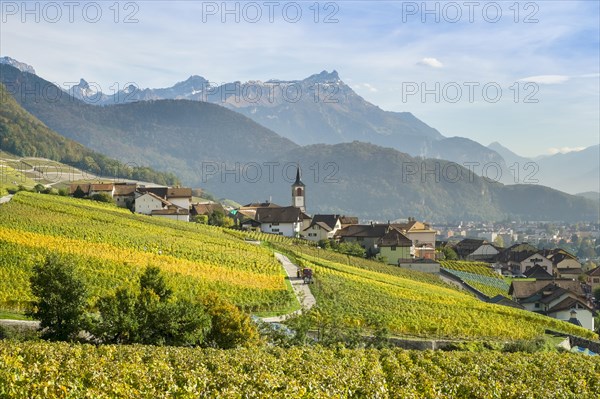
top-left (417, 57), bottom-right (443, 68)
top-left (547, 146), bottom-right (586, 155)
top-left (352, 83), bottom-right (378, 93)
top-left (519, 75), bottom-right (570, 85)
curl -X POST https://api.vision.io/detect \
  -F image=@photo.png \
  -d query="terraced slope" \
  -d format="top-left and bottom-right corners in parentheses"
top-left (0, 192), bottom-right (294, 312)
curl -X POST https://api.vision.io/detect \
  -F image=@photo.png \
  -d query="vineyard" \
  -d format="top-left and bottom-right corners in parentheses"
top-left (0, 192), bottom-right (295, 312)
top-left (271, 244), bottom-right (597, 340)
top-left (439, 260), bottom-right (501, 279)
top-left (440, 260), bottom-right (510, 298)
top-left (1, 341), bottom-right (599, 398)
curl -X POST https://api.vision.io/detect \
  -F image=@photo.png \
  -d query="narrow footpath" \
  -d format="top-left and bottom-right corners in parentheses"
top-left (0, 194), bottom-right (13, 204)
top-left (261, 252), bottom-right (316, 323)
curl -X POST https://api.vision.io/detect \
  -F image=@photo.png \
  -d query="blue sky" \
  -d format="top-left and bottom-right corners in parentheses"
top-left (1, 0), bottom-right (599, 157)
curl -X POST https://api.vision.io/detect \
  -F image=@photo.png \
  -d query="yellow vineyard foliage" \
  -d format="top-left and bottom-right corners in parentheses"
top-left (0, 341), bottom-right (599, 399)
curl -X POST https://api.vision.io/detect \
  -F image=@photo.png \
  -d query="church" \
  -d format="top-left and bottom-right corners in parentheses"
top-left (233, 165), bottom-right (311, 237)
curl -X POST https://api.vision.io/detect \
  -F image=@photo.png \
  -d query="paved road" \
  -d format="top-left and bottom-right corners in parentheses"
top-left (261, 253), bottom-right (316, 323)
top-left (0, 319), bottom-right (39, 331)
top-left (0, 194), bottom-right (13, 204)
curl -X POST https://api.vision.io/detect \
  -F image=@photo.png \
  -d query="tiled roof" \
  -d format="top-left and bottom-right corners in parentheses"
top-left (113, 184), bottom-right (137, 196)
top-left (191, 203), bottom-right (225, 216)
top-left (304, 214), bottom-right (340, 231)
top-left (453, 238), bottom-right (487, 258)
top-left (548, 296), bottom-right (592, 313)
top-left (166, 188), bottom-right (192, 198)
top-left (255, 206), bottom-right (309, 223)
top-left (377, 229), bottom-right (412, 247)
top-left (586, 266), bottom-right (600, 277)
top-left (336, 224), bottom-right (389, 238)
top-left (523, 264), bottom-right (553, 280)
top-left (241, 202), bottom-right (282, 209)
top-left (509, 280), bottom-right (584, 299)
top-left (151, 208), bottom-right (189, 216)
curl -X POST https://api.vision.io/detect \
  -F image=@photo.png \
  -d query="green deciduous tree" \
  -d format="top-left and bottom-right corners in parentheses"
top-left (27, 255), bottom-right (88, 341)
top-left (442, 246), bottom-right (458, 260)
top-left (93, 266), bottom-right (211, 347)
top-left (202, 292), bottom-right (259, 349)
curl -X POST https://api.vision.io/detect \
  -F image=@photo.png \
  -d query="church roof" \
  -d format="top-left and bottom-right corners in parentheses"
top-left (293, 165), bottom-right (305, 187)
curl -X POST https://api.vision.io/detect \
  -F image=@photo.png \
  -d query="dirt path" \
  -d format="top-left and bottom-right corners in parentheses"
top-left (261, 252), bottom-right (316, 323)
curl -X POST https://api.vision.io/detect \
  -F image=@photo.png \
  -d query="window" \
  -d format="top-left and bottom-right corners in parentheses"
top-left (593, 278), bottom-right (599, 283)
top-left (296, 188), bottom-right (302, 196)
top-left (391, 246), bottom-right (396, 251)
top-left (534, 303), bottom-right (540, 309)
top-left (272, 228), bottom-right (280, 232)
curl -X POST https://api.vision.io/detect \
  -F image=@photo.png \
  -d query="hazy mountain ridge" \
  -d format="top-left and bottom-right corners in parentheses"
top-left (488, 142), bottom-right (600, 194)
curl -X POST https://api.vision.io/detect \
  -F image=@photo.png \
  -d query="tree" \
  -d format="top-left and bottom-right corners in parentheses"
top-left (442, 246), bottom-right (458, 260)
top-left (33, 183), bottom-right (45, 193)
top-left (593, 287), bottom-right (600, 303)
top-left (207, 210), bottom-right (234, 228)
top-left (27, 255), bottom-right (88, 341)
top-left (93, 266), bottom-right (211, 346)
top-left (493, 235), bottom-right (505, 248)
top-left (72, 185), bottom-right (86, 198)
top-left (202, 292), bottom-right (259, 349)
top-left (139, 266), bottom-right (172, 301)
top-left (90, 193), bottom-right (114, 203)
top-left (337, 242), bottom-right (365, 257)
top-left (93, 287), bottom-right (138, 344)
top-left (193, 215), bottom-right (208, 224)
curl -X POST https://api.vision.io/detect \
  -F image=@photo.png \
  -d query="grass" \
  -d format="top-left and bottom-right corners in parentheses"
top-left (252, 275), bottom-right (301, 318)
top-left (0, 311), bottom-right (31, 320)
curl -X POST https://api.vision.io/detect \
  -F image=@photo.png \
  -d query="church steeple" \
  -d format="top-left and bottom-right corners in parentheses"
top-left (292, 164), bottom-right (305, 212)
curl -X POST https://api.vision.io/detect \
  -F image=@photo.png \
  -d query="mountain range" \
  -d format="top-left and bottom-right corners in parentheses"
top-left (66, 69), bottom-right (505, 169)
top-left (64, 67), bottom-right (598, 195)
top-left (0, 61), bottom-right (598, 222)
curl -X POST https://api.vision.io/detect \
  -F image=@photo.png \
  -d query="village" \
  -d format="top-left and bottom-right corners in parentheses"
top-left (69, 165), bottom-right (599, 333)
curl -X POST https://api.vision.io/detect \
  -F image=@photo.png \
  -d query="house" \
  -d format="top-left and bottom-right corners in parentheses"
top-left (586, 267), bottom-right (600, 293)
top-left (453, 238), bottom-right (486, 259)
top-left (231, 202), bottom-right (282, 230)
top-left (523, 264), bottom-right (553, 280)
top-left (336, 223), bottom-right (390, 256)
top-left (151, 205), bottom-right (190, 222)
top-left (493, 243), bottom-right (553, 275)
top-left (191, 202), bottom-right (226, 218)
top-left (69, 183), bottom-right (115, 197)
top-left (509, 280), bottom-right (594, 330)
top-left (113, 183), bottom-right (137, 208)
top-left (255, 206), bottom-right (311, 237)
top-left (302, 214), bottom-right (344, 242)
top-left (543, 249), bottom-right (582, 279)
top-left (165, 187), bottom-right (192, 209)
top-left (493, 243), bottom-right (538, 270)
top-left (397, 218), bottom-right (437, 259)
top-left (520, 253), bottom-right (555, 276)
top-left (336, 219), bottom-right (436, 259)
top-left (452, 238), bottom-right (500, 261)
top-left (557, 266), bottom-right (584, 280)
top-left (339, 216), bottom-right (359, 228)
top-left (134, 191), bottom-right (171, 215)
top-left (377, 229), bottom-right (413, 265)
